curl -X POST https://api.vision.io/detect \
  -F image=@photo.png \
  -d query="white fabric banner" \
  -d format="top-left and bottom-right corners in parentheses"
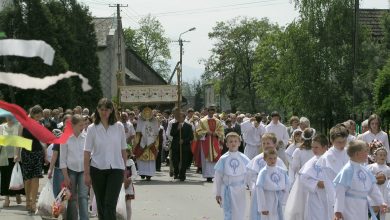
top-left (0, 39), bottom-right (55, 65)
top-left (0, 71), bottom-right (92, 91)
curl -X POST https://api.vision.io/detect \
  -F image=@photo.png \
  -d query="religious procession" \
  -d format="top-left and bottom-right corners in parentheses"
top-left (0, 99), bottom-right (389, 220)
top-left (1, 0), bottom-right (390, 220)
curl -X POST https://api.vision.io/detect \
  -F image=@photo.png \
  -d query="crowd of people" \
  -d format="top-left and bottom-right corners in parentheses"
top-left (0, 100), bottom-right (389, 220)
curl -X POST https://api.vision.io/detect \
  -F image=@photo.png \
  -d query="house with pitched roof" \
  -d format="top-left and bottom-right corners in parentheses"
top-left (92, 17), bottom-right (167, 100)
top-left (359, 9), bottom-right (390, 42)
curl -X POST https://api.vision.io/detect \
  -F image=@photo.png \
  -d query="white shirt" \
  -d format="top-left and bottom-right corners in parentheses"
top-left (184, 117), bottom-right (196, 131)
top-left (240, 120), bottom-right (252, 142)
top-left (122, 121), bottom-right (135, 139)
top-left (166, 118), bottom-right (176, 141)
top-left (359, 130), bottom-right (390, 161)
top-left (347, 134), bottom-right (356, 143)
top-left (242, 122), bottom-right (265, 146)
top-left (84, 122), bottom-right (127, 170)
top-left (265, 121), bottom-right (289, 146)
top-left (60, 133), bottom-right (86, 172)
top-left (0, 122), bottom-right (20, 158)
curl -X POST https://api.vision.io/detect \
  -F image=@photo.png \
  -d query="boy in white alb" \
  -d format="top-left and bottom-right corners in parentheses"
top-left (316, 124), bottom-right (350, 185)
top-left (247, 133), bottom-right (287, 220)
top-left (334, 140), bottom-right (387, 220)
top-left (256, 149), bottom-right (289, 220)
top-left (299, 134), bottom-right (334, 220)
top-left (214, 132), bottom-right (250, 220)
top-left (367, 147), bottom-right (390, 220)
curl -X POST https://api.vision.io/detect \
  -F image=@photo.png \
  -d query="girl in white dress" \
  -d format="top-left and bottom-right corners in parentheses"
top-left (367, 147), bottom-right (390, 220)
top-left (285, 129), bottom-right (303, 165)
top-left (290, 128), bottom-right (315, 185)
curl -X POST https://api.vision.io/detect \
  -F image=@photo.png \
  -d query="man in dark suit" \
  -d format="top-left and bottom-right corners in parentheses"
top-left (170, 112), bottom-right (194, 181)
top-left (230, 113), bottom-right (243, 152)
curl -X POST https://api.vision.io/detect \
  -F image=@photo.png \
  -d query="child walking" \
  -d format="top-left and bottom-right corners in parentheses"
top-left (289, 128), bottom-right (315, 185)
top-left (214, 132), bottom-right (250, 220)
top-left (256, 148), bottom-right (289, 220)
top-left (367, 147), bottom-right (390, 220)
top-left (247, 133), bottom-right (286, 220)
top-left (125, 149), bottom-right (137, 220)
top-left (299, 134), bottom-right (334, 220)
top-left (333, 140), bottom-right (387, 220)
top-left (285, 129), bottom-right (303, 165)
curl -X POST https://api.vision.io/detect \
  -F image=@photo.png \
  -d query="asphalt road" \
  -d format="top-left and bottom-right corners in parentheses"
top-left (0, 165), bottom-right (249, 220)
top-left (3, 166), bottom-right (390, 220)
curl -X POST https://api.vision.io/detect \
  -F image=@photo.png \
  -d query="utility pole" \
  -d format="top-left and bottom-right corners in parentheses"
top-left (352, 0), bottom-right (359, 119)
top-left (109, 3), bottom-right (128, 108)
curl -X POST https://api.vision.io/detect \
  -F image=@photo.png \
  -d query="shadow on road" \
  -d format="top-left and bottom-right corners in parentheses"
top-left (135, 179), bottom-right (208, 186)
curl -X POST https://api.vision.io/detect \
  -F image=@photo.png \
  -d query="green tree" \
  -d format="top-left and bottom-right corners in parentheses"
top-left (0, 0), bottom-right (102, 109)
top-left (46, 0), bottom-right (102, 109)
top-left (124, 15), bottom-right (171, 80)
top-left (253, 0), bottom-right (385, 131)
top-left (203, 17), bottom-right (276, 112)
top-left (193, 80), bottom-right (204, 111)
top-left (374, 59), bottom-right (390, 125)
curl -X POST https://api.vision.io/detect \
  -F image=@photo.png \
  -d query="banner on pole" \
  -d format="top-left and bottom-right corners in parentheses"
top-left (120, 85), bottom-right (178, 103)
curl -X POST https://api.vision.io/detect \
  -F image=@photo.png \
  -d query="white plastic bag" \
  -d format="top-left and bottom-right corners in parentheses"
top-left (9, 162), bottom-right (24, 190)
top-left (37, 181), bottom-right (55, 217)
top-left (116, 184), bottom-right (127, 220)
top-left (91, 195), bottom-right (98, 216)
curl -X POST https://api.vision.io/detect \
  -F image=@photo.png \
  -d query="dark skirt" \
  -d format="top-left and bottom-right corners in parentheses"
top-left (0, 158), bottom-right (25, 196)
top-left (21, 150), bottom-right (44, 180)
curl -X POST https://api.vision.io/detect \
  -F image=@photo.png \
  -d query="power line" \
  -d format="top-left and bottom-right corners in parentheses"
top-left (128, 0), bottom-right (288, 18)
top-left (127, 6), bottom-right (142, 17)
top-left (122, 10), bottom-right (140, 27)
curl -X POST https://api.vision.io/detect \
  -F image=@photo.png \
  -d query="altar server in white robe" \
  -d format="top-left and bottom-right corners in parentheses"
top-left (299, 134), bottom-right (334, 220)
top-left (265, 111), bottom-right (289, 165)
top-left (334, 140), bottom-right (387, 220)
top-left (214, 132), bottom-right (250, 220)
top-left (285, 124), bottom-right (349, 220)
top-left (256, 149), bottom-right (289, 220)
top-left (316, 124), bottom-right (349, 183)
top-left (367, 147), bottom-right (390, 220)
top-left (242, 114), bottom-right (265, 159)
top-left (247, 133), bottom-right (286, 220)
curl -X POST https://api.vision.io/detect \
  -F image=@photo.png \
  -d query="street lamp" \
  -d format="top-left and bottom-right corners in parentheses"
top-left (176, 27), bottom-right (195, 173)
top-left (179, 27), bottom-right (196, 69)
top-left (177, 27), bottom-right (196, 109)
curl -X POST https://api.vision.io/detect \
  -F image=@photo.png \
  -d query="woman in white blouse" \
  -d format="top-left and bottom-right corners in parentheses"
top-left (84, 98), bottom-right (127, 220)
top-left (359, 114), bottom-right (390, 162)
top-left (60, 114), bottom-right (88, 220)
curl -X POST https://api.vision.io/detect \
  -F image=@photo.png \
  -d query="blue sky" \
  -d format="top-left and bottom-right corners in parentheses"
top-left (80, 0), bottom-right (389, 82)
